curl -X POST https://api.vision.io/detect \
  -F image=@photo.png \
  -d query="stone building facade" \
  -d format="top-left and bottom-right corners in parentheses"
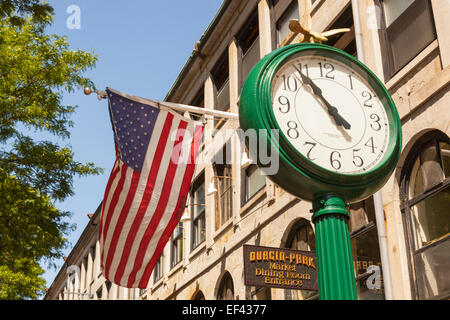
top-left (45, 0), bottom-right (450, 300)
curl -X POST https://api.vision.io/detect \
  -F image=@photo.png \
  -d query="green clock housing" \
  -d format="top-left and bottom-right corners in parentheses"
top-left (239, 43), bottom-right (402, 204)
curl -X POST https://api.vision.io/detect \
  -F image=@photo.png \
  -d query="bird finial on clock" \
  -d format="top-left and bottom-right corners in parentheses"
top-left (289, 19), bottom-right (351, 44)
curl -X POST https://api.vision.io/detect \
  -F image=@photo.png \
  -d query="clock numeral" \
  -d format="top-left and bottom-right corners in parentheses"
top-left (348, 74), bottom-right (354, 90)
top-left (362, 91), bottom-right (373, 108)
top-left (318, 62), bottom-right (335, 79)
top-left (304, 142), bottom-right (317, 160)
top-left (365, 137), bottom-right (377, 154)
top-left (370, 114), bottom-right (382, 131)
top-left (330, 151), bottom-right (342, 170)
top-left (278, 95), bottom-right (291, 113)
top-left (282, 75), bottom-right (298, 92)
top-left (352, 149), bottom-right (364, 168)
top-left (287, 121), bottom-right (300, 139)
top-left (293, 63), bottom-right (309, 78)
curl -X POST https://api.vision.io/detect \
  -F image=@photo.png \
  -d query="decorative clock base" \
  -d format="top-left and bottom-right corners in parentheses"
top-left (312, 194), bottom-right (358, 300)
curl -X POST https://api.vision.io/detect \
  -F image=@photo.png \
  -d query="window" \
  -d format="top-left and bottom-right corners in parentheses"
top-left (401, 131), bottom-right (450, 300)
top-left (105, 281), bottom-right (112, 300)
top-left (381, 0), bottom-right (436, 78)
top-left (213, 143), bottom-right (233, 230)
top-left (190, 173), bottom-right (206, 249)
top-left (82, 256), bottom-right (88, 289)
top-left (237, 9), bottom-right (260, 86)
top-left (349, 197), bottom-right (385, 300)
top-left (96, 286), bottom-right (103, 300)
top-left (211, 51), bottom-right (230, 129)
top-left (192, 290), bottom-right (205, 300)
top-left (242, 164), bottom-right (266, 204)
top-left (217, 272), bottom-right (235, 300)
top-left (89, 244), bottom-right (96, 281)
top-left (190, 86), bottom-right (204, 121)
top-left (326, 4), bottom-right (356, 57)
top-left (171, 223), bottom-right (183, 268)
top-left (153, 255), bottom-right (163, 283)
top-left (285, 220), bottom-right (317, 300)
top-left (273, 0), bottom-right (299, 46)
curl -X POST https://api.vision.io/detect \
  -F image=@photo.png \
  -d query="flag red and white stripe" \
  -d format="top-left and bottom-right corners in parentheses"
top-left (99, 88), bottom-right (204, 288)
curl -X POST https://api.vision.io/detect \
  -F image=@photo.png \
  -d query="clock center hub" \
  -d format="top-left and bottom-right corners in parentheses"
top-left (294, 78), bottom-right (366, 151)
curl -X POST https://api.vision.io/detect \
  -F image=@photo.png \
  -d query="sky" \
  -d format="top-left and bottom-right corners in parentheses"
top-left (41, 0), bottom-right (224, 292)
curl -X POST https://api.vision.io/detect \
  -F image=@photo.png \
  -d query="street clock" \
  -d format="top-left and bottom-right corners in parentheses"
top-left (239, 43), bottom-right (401, 204)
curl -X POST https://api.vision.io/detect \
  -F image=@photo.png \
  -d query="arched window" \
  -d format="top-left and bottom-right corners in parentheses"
top-left (192, 290), bottom-right (205, 300)
top-left (217, 272), bottom-right (234, 300)
top-left (400, 131), bottom-right (450, 300)
top-left (285, 220), bottom-right (317, 300)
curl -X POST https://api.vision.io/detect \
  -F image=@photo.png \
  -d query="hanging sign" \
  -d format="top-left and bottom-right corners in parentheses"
top-left (243, 245), bottom-right (318, 291)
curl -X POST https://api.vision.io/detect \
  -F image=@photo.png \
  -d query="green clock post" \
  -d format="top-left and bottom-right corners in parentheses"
top-left (239, 43), bottom-right (401, 300)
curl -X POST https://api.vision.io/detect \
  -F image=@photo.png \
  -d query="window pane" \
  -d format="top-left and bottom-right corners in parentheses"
top-left (218, 273), bottom-right (234, 300)
top-left (216, 79), bottom-right (230, 112)
top-left (242, 37), bottom-right (260, 82)
top-left (349, 197), bottom-right (375, 232)
top-left (238, 11), bottom-right (259, 54)
top-left (193, 212), bottom-right (205, 248)
top-left (409, 157), bottom-right (424, 198)
top-left (246, 165), bottom-right (266, 201)
top-left (351, 228), bottom-right (385, 300)
top-left (386, 0), bottom-right (436, 73)
top-left (414, 238), bottom-right (450, 299)
top-left (193, 184), bottom-right (205, 218)
top-left (307, 226), bottom-right (316, 251)
top-left (349, 201), bottom-right (369, 232)
top-left (440, 142), bottom-right (450, 178)
top-left (276, 1), bottom-right (299, 45)
top-left (419, 141), bottom-right (445, 191)
top-left (154, 256), bottom-right (162, 282)
top-left (172, 236), bottom-right (183, 267)
top-left (411, 186), bottom-right (450, 249)
top-left (286, 224), bottom-right (316, 300)
top-left (382, 0), bottom-right (415, 27)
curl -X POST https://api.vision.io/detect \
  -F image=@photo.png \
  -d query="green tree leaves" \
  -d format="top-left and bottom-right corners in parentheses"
top-left (0, 0), bottom-right (54, 27)
top-left (0, 2), bottom-right (101, 299)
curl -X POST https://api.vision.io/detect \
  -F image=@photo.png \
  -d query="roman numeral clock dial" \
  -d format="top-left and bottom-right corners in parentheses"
top-left (271, 55), bottom-right (389, 175)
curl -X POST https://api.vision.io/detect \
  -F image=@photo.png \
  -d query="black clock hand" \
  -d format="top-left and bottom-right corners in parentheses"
top-left (298, 71), bottom-right (351, 130)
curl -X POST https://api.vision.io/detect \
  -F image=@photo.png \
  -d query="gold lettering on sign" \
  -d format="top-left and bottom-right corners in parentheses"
top-left (245, 246), bottom-right (317, 290)
top-left (249, 250), bottom-right (316, 269)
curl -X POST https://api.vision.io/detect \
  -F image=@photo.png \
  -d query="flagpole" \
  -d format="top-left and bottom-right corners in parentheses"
top-left (84, 87), bottom-right (239, 120)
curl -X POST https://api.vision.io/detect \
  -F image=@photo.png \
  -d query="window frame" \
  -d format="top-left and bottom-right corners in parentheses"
top-left (325, 3), bottom-right (356, 56)
top-left (211, 50), bottom-right (230, 130)
top-left (190, 172), bottom-right (206, 250)
top-left (153, 254), bottom-right (163, 284)
top-left (236, 8), bottom-right (260, 90)
top-left (379, 0), bottom-right (437, 80)
top-left (241, 164), bottom-right (266, 206)
top-left (273, 0), bottom-right (299, 46)
top-left (348, 196), bottom-right (387, 300)
top-left (217, 271), bottom-right (235, 300)
top-left (170, 223), bottom-right (184, 269)
top-left (213, 142), bottom-right (233, 230)
top-left (400, 130), bottom-right (450, 300)
top-left (284, 219), bottom-right (318, 300)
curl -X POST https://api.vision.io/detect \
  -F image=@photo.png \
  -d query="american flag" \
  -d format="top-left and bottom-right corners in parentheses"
top-left (99, 88), bottom-right (204, 288)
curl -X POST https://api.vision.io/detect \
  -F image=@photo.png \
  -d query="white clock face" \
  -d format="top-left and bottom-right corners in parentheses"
top-left (271, 54), bottom-right (390, 174)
